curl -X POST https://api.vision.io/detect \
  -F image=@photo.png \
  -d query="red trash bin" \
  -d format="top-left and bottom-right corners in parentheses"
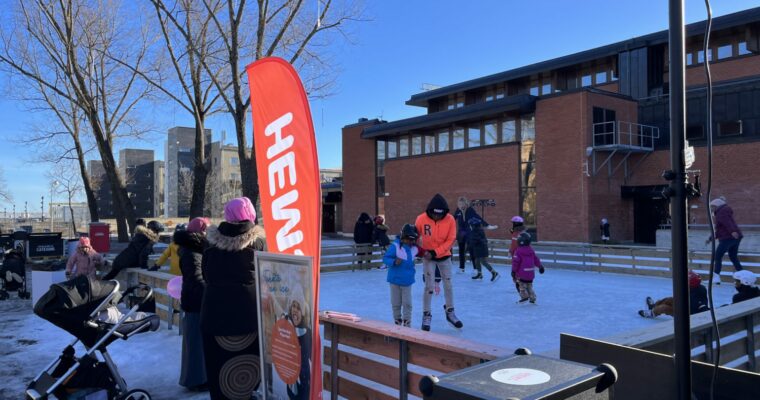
top-left (89, 222), bottom-right (111, 254)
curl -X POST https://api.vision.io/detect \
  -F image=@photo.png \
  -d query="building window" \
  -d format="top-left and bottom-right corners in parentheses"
top-left (697, 49), bottom-right (712, 63)
top-left (686, 125), bottom-right (704, 140)
top-left (452, 128), bottom-right (465, 150)
top-left (411, 135), bottom-right (422, 155)
top-left (496, 86), bottom-right (505, 99)
top-left (485, 89), bottom-right (494, 102)
top-left (230, 157), bottom-right (239, 165)
top-left (387, 140), bottom-right (397, 158)
top-left (541, 83), bottom-right (552, 95)
top-left (398, 136), bottom-right (409, 157)
top-left (530, 86), bottom-right (539, 96)
top-left (437, 130), bottom-right (449, 152)
top-left (424, 135), bottom-right (436, 154)
top-left (581, 74), bottom-right (592, 87)
top-left (686, 53), bottom-right (694, 65)
top-left (501, 118), bottom-right (516, 143)
top-left (484, 121), bottom-right (498, 145)
top-left (520, 115), bottom-right (535, 141)
top-left (717, 120), bottom-right (742, 137)
top-left (717, 44), bottom-right (733, 60)
top-left (467, 125), bottom-right (481, 148)
top-left (738, 42), bottom-right (751, 55)
top-left (595, 71), bottom-right (607, 85)
top-left (377, 140), bottom-right (386, 160)
top-left (592, 107), bottom-right (616, 146)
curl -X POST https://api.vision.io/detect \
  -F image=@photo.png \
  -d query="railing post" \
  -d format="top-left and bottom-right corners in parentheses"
top-left (746, 314), bottom-right (756, 372)
top-left (399, 339), bottom-right (409, 400)
top-left (330, 322), bottom-right (339, 400)
top-left (704, 329), bottom-right (713, 364)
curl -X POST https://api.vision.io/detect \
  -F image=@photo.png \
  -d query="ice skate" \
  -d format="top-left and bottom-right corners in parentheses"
top-left (646, 296), bottom-right (655, 310)
top-left (394, 319), bottom-right (402, 326)
top-left (491, 272), bottom-right (500, 282)
top-left (458, 267), bottom-right (465, 274)
top-left (444, 306), bottom-right (463, 328)
top-left (471, 273), bottom-right (483, 280)
top-left (402, 319), bottom-right (411, 328)
top-left (421, 312), bottom-right (432, 331)
top-left (518, 297), bottom-right (530, 304)
top-left (529, 299), bottom-right (536, 304)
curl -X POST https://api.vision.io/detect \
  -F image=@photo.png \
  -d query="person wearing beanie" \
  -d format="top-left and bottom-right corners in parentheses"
top-left (415, 193), bottom-right (462, 331)
top-left (200, 197), bottom-right (266, 399)
top-left (639, 270), bottom-right (709, 318)
top-left (103, 220), bottom-right (164, 280)
top-left (65, 236), bottom-right (104, 278)
top-left (732, 270), bottom-right (760, 304)
top-left (706, 196), bottom-right (744, 284)
top-left (175, 217), bottom-right (210, 391)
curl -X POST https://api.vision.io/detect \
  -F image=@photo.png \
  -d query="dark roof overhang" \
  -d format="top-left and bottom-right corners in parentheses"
top-left (405, 6), bottom-right (760, 107)
top-left (362, 94), bottom-right (535, 139)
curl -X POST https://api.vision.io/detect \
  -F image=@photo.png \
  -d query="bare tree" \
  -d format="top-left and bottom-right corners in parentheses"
top-left (177, 167), bottom-right (195, 217)
top-left (0, 0), bottom-right (155, 241)
top-left (172, 0), bottom-right (364, 208)
top-left (0, 167), bottom-right (12, 204)
top-left (46, 162), bottom-right (84, 237)
top-left (205, 168), bottom-right (243, 217)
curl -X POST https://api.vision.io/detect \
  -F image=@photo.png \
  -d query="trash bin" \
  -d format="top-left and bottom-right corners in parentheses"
top-left (89, 222), bottom-right (110, 254)
top-left (31, 262), bottom-right (67, 306)
top-left (419, 349), bottom-right (617, 400)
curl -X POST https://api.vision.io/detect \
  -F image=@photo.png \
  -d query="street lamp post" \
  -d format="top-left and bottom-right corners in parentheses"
top-left (50, 180), bottom-right (59, 232)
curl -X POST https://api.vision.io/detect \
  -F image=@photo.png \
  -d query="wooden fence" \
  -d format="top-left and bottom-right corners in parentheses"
top-left (320, 315), bottom-right (511, 399)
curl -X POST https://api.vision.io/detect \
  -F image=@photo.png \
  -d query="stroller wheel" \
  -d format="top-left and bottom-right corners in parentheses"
top-left (120, 389), bottom-right (151, 400)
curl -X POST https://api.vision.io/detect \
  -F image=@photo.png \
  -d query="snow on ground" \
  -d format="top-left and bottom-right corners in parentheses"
top-left (0, 261), bottom-right (738, 399)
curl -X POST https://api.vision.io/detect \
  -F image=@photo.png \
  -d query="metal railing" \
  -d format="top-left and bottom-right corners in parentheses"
top-left (592, 120), bottom-right (660, 150)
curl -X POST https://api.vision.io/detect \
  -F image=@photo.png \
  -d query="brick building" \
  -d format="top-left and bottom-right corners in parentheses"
top-left (342, 7), bottom-right (760, 244)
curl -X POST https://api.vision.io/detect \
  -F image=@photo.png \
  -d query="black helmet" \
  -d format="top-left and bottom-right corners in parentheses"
top-left (174, 223), bottom-right (187, 232)
top-left (147, 220), bottom-right (165, 233)
top-left (517, 232), bottom-right (532, 246)
top-left (400, 224), bottom-right (418, 241)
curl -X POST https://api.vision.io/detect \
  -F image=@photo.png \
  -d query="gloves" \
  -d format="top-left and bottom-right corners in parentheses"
top-left (428, 250), bottom-right (437, 259)
top-left (539, 266), bottom-right (545, 274)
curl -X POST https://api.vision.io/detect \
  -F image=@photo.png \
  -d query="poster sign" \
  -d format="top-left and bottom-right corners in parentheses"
top-left (255, 252), bottom-right (315, 400)
top-left (27, 233), bottom-right (64, 258)
top-left (247, 57), bottom-right (322, 399)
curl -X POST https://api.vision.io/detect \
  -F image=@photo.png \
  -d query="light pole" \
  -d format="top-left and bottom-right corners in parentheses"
top-left (50, 180), bottom-right (59, 232)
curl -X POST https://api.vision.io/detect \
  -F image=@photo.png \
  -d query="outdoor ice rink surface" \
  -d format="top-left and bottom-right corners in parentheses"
top-left (0, 263), bottom-right (740, 399)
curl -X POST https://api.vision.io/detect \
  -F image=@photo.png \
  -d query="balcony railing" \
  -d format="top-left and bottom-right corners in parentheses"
top-left (592, 121), bottom-right (660, 151)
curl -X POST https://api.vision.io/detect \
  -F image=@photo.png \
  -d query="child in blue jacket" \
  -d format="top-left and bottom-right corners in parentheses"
top-left (383, 224), bottom-right (423, 327)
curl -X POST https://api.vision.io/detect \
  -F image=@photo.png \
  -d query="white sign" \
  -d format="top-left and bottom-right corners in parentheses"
top-left (684, 140), bottom-right (695, 169)
top-left (491, 368), bottom-right (551, 386)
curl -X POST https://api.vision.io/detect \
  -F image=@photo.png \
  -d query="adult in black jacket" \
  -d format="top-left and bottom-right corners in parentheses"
top-left (103, 222), bottom-right (162, 280)
top-left (200, 197), bottom-right (266, 400)
top-left (732, 270), bottom-right (760, 304)
top-left (453, 197), bottom-right (487, 273)
top-left (353, 212), bottom-right (374, 265)
top-left (175, 217), bottom-right (210, 391)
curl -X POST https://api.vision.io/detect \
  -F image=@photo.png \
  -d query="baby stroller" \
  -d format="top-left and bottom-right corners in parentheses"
top-left (1, 246), bottom-right (30, 300)
top-left (27, 276), bottom-right (160, 400)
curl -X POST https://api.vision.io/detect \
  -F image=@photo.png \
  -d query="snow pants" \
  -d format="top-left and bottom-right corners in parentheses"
top-left (518, 279), bottom-right (536, 302)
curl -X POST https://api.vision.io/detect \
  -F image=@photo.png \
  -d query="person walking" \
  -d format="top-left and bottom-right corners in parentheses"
top-left (353, 212), bottom-right (374, 267)
top-left (175, 217), bottom-right (210, 392)
top-left (200, 197), bottom-right (266, 399)
top-left (467, 218), bottom-right (499, 282)
top-left (383, 224), bottom-right (421, 327)
top-left (453, 197), bottom-right (488, 274)
top-left (600, 218), bottom-right (611, 244)
top-left (415, 193), bottom-right (462, 331)
top-left (65, 237), bottom-right (104, 279)
top-left (706, 197), bottom-right (743, 284)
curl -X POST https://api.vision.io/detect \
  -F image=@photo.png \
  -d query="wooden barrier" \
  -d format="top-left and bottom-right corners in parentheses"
top-left (320, 315), bottom-right (511, 399)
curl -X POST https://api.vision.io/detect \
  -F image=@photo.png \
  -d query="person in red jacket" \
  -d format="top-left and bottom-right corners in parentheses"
top-left (415, 193), bottom-right (462, 331)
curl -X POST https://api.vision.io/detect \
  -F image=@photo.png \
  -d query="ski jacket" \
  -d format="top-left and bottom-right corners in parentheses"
top-left (200, 221), bottom-right (266, 336)
top-left (65, 248), bottom-right (104, 278)
top-left (155, 242), bottom-right (181, 275)
top-left (454, 207), bottom-right (486, 241)
top-left (415, 194), bottom-right (456, 261)
top-left (733, 285), bottom-right (760, 304)
top-left (174, 230), bottom-right (207, 313)
top-left (105, 225), bottom-right (159, 279)
top-left (512, 245), bottom-right (542, 282)
top-left (467, 225), bottom-right (489, 259)
top-left (383, 238), bottom-right (419, 286)
top-left (713, 205), bottom-right (742, 241)
top-left (690, 284), bottom-right (709, 314)
top-left (373, 224), bottom-right (391, 246)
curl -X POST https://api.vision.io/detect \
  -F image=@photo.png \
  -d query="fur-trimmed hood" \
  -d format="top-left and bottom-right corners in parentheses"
top-left (173, 230), bottom-right (207, 253)
top-left (206, 221), bottom-right (266, 251)
top-left (134, 225), bottom-right (159, 243)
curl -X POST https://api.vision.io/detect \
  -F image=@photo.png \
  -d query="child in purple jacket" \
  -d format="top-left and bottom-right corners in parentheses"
top-left (511, 232), bottom-right (544, 304)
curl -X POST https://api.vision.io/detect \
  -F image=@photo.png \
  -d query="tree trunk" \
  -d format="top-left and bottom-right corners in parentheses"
top-left (235, 110), bottom-right (260, 209)
top-left (73, 138), bottom-right (99, 222)
top-left (189, 117), bottom-right (208, 218)
top-left (68, 193), bottom-right (77, 237)
top-left (92, 129), bottom-right (136, 242)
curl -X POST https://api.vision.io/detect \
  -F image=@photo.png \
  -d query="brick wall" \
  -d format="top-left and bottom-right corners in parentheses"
top-left (684, 55), bottom-right (760, 87)
top-left (341, 121), bottom-right (380, 233)
top-left (383, 145), bottom-right (521, 240)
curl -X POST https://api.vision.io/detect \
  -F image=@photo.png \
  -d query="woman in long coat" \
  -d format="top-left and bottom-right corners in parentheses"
top-left (200, 197), bottom-right (266, 399)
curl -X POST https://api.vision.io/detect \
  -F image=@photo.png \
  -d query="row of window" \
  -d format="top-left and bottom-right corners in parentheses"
top-left (377, 115), bottom-right (536, 160)
top-left (685, 41), bottom-right (753, 66)
top-left (686, 120), bottom-right (744, 140)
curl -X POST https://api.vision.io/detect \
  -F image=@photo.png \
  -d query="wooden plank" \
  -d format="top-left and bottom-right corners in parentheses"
top-left (407, 342), bottom-right (485, 374)
top-left (322, 371), bottom-right (397, 400)
top-left (322, 348), bottom-right (425, 398)
top-left (720, 336), bottom-right (751, 366)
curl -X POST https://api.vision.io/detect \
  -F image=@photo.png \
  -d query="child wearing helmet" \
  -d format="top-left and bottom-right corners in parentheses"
top-left (467, 217), bottom-right (499, 282)
top-left (383, 224), bottom-right (423, 327)
top-left (638, 271), bottom-right (709, 318)
top-left (509, 216), bottom-right (526, 257)
top-left (511, 232), bottom-right (544, 304)
top-left (732, 270), bottom-right (760, 304)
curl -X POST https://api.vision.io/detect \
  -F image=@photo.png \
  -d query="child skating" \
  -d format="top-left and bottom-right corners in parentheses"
top-left (467, 217), bottom-right (499, 282)
top-left (509, 216), bottom-right (526, 293)
top-left (511, 232), bottom-right (544, 304)
top-left (383, 224), bottom-right (422, 327)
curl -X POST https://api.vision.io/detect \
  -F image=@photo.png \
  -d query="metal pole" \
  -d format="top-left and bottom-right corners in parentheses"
top-left (668, 1), bottom-right (692, 399)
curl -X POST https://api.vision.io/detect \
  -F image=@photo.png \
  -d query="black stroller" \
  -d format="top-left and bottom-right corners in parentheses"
top-left (1, 246), bottom-right (31, 300)
top-left (26, 276), bottom-right (160, 400)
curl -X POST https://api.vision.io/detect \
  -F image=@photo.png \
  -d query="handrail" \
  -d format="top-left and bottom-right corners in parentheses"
top-left (592, 120), bottom-right (659, 150)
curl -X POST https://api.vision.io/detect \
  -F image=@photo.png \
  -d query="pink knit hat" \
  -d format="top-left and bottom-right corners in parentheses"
top-left (187, 217), bottom-right (210, 233)
top-left (224, 197), bottom-right (257, 223)
top-left (78, 237), bottom-right (91, 248)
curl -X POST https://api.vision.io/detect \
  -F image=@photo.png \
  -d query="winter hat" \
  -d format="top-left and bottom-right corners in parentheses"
top-left (511, 216), bottom-right (524, 223)
top-left (78, 237), bottom-right (91, 248)
top-left (710, 198), bottom-right (726, 208)
top-left (601, 218), bottom-right (609, 224)
top-left (374, 215), bottom-right (384, 224)
top-left (187, 217), bottom-right (210, 233)
top-left (224, 197), bottom-right (257, 223)
top-left (688, 270), bottom-right (701, 288)
top-left (733, 270), bottom-right (757, 286)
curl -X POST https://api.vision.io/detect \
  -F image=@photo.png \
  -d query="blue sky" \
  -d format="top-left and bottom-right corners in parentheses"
top-left (0, 0), bottom-right (756, 212)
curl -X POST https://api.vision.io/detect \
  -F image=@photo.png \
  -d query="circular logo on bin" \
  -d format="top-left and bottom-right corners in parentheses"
top-left (491, 368), bottom-right (551, 386)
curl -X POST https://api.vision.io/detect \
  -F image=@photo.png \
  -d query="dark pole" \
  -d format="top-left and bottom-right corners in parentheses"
top-left (668, 0), bottom-right (691, 399)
